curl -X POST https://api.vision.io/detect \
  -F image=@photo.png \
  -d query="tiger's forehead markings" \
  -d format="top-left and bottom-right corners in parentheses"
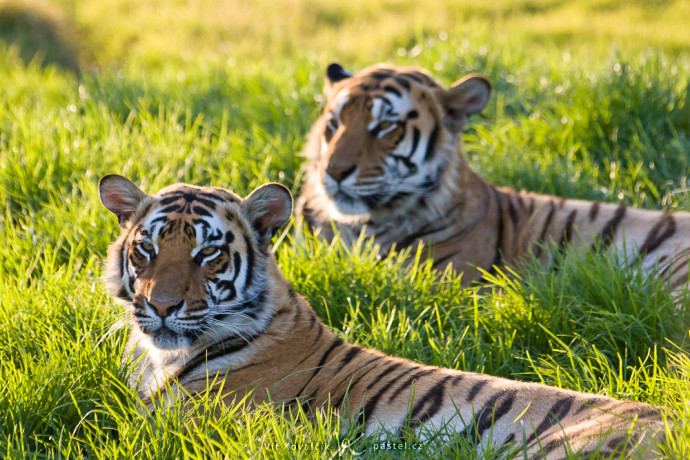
top-left (158, 191), bottom-right (222, 216)
top-left (133, 187), bottom-right (240, 249)
top-left (192, 217), bottom-right (225, 244)
top-left (156, 219), bottom-right (182, 240)
top-left (332, 71), bottom-right (439, 125)
top-left (346, 68), bottom-right (440, 94)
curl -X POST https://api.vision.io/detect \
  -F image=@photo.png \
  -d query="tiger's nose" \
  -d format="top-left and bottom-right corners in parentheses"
top-left (326, 165), bottom-right (356, 183)
top-left (146, 298), bottom-right (182, 318)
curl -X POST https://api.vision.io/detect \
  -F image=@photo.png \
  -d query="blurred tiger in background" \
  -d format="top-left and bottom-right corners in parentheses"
top-left (296, 63), bottom-right (690, 300)
top-left (99, 174), bottom-right (667, 458)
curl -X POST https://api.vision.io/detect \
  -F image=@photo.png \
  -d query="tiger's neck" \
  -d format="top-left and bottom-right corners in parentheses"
top-left (363, 141), bottom-right (558, 281)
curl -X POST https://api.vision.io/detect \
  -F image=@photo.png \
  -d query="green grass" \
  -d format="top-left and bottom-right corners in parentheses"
top-left (1, 0), bottom-right (689, 458)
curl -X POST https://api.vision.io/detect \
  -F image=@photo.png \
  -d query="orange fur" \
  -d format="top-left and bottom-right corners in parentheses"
top-left (297, 63), bottom-right (690, 299)
top-left (100, 175), bottom-right (667, 458)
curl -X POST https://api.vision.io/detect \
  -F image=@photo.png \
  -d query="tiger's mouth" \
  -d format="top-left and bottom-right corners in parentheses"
top-left (134, 304), bottom-right (201, 350)
top-left (147, 326), bottom-right (194, 349)
top-left (329, 189), bottom-right (384, 215)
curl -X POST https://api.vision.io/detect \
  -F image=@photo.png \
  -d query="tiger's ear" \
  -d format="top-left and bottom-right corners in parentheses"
top-left (325, 62), bottom-right (352, 98)
top-left (242, 183), bottom-right (293, 246)
top-left (436, 74), bottom-right (491, 133)
top-left (99, 174), bottom-right (148, 228)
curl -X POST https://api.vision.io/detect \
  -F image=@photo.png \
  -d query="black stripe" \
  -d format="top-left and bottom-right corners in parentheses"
top-left (388, 369), bottom-right (435, 402)
top-left (427, 184), bottom-right (485, 270)
top-left (396, 222), bottom-right (450, 250)
top-left (243, 233), bottom-right (255, 289)
top-left (558, 210), bottom-right (577, 252)
top-left (409, 127), bottom-right (421, 158)
top-left (174, 336), bottom-right (253, 383)
top-left (294, 338), bottom-right (345, 398)
top-left (432, 187), bottom-right (489, 254)
top-left (606, 435), bottom-right (630, 451)
top-left (596, 205), bottom-right (627, 251)
top-left (404, 73), bottom-right (426, 84)
top-left (192, 205), bottom-right (212, 217)
top-left (541, 436), bottom-right (565, 455)
top-left (355, 362), bottom-right (406, 426)
top-left (669, 259), bottom-right (690, 282)
top-left (127, 257), bottom-right (136, 294)
top-left (117, 286), bottom-right (132, 300)
top-left (659, 252), bottom-right (689, 277)
top-left (507, 196), bottom-right (519, 234)
top-left (589, 201), bottom-right (600, 221)
top-left (423, 125), bottom-right (438, 161)
top-left (207, 229), bottom-right (223, 242)
top-left (136, 203), bottom-right (153, 222)
top-left (340, 346), bottom-right (364, 367)
top-left (432, 250), bottom-right (459, 270)
top-left (383, 84), bottom-right (401, 97)
top-left (159, 204), bottom-right (183, 214)
top-left (378, 95), bottom-right (394, 109)
top-left (533, 200), bottom-right (556, 259)
top-left (392, 76), bottom-right (410, 90)
top-left (475, 390), bottom-right (516, 438)
top-left (369, 69), bottom-right (394, 80)
top-left (466, 380), bottom-right (488, 402)
top-left (485, 189), bottom-right (505, 276)
top-left (119, 242), bottom-right (127, 282)
top-left (574, 397), bottom-right (604, 415)
top-left (230, 252), bottom-right (242, 282)
top-left (159, 192), bottom-right (218, 209)
top-left (330, 356), bottom-right (383, 409)
top-left (293, 325), bottom-right (327, 368)
top-left (409, 376), bottom-right (452, 424)
top-left (526, 396), bottom-right (575, 444)
top-left (197, 190), bottom-right (233, 203)
top-left (635, 213), bottom-right (676, 260)
top-left (149, 215), bottom-right (168, 226)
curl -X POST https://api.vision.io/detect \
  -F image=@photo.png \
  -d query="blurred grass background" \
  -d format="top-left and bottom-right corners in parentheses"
top-left (3, 0), bottom-right (690, 68)
top-left (0, 0), bottom-right (689, 458)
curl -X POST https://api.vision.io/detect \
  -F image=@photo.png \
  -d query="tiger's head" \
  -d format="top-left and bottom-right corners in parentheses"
top-left (303, 62), bottom-right (490, 223)
top-left (99, 174), bottom-right (292, 350)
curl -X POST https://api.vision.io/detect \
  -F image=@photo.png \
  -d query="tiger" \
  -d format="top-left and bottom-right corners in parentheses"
top-left (296, 63), bottom-right (690, 299)
top-left (99, 173), bottom-right (667, 458)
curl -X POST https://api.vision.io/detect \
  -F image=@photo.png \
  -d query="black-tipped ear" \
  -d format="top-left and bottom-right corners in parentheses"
top-left (326, 62), bottom-right (352, 85)
top-left (325, 62), bottom-right (352, 98)
top-left (99, 174), bottom-right (148, 228)
top-left (242, 183), bottom-right (293, 246)
top-left (436, 74), bottom-right (491, 132)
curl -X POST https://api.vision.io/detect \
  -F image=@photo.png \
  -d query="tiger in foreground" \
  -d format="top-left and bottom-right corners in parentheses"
top-left (296, 63), bottom-right (690, 298)
top-left (100, 174), bottom-right (666, 458)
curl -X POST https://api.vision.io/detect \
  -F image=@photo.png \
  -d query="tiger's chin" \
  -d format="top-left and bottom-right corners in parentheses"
top-left (145, 327), bottom-right (194, 350)
top-left (328, 191), bottom-right (373, 220)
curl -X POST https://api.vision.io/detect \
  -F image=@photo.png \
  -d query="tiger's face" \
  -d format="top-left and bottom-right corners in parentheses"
top-left (99, 175), bottom-right (292, 350)
top-left (314, 63), bottom-right (491, 220)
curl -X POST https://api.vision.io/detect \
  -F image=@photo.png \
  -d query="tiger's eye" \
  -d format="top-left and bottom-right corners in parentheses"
top-left (378, 121), bottom-right (393, 130)
top-left (325, 117), bottom-right (338, 136)
top-left (140, 242), bottom-right (155, 252)
top-left (200, 247), bottom-right (217, 256)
